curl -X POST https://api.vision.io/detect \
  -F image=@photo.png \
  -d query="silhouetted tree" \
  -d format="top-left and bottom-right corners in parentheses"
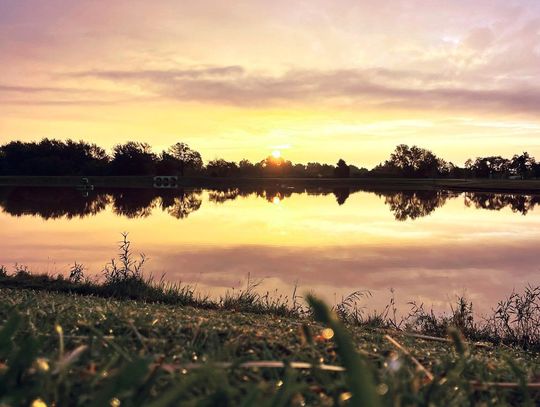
top-left (534, 163), bottom-right (540, 179)
top-left (167, 142), bottom-right (203, 176)
top-left (110, 142), bottom-right (156, 175)
top-left (238, 159), bottom-right (257, 176)
top-left (305, 162), bottom-right (335, 178)
top-left (0, 139), bottom-right (109, 175)
top-left (206, 159), bottom-right (238, 177)
top-left (155, 152), bottom-right (179, 175)
top-left (258, 156), bottom-right (295, 177)
top-left (349, 164), bottom-right (369, 178)
top-left (334, 159), bottom-right (350, 178)
top-left (465, 156), bottom-right (510, 178)
top-left (4, 138), bottom-right (540, 181)
top-left (375, 144), bottom-right (448, 178)
top-left (509, 152), bottom-right (535, 179)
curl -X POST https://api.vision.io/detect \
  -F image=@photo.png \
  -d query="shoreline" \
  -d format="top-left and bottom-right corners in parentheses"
top-left (1, 269), bottom-right (539, 350)
top-left (2, 175), bottom-right (540, 193)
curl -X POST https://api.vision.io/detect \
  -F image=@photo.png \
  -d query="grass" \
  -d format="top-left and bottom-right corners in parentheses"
top-left (3, 268), bottom-right (540, 351)
top-left (0, 288), bottom-right (539, 406)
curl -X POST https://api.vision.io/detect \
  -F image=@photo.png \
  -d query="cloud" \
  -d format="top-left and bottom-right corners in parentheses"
top-left (464, 27), bottom-right (495, 50)
top-left (65, 66), bottom-right (540, 114)
top-left (0, 84), bottom-right (151, 106)
top-left (0, 85), bottom-right (77, 94)
top-left (67, 66), bottom-right (245, 81)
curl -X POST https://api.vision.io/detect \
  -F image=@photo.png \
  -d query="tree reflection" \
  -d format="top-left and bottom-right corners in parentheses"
top-left (377, 190), bottom-right (460, 221)
top-left (464, 192), bottom-right (540, 215)
top-left (0, 187), bottom-right (203, 220)
top-left (332, 187), bottom-right (350, 205)
top-left (208, 188), bottom-right (240, 204)
top-left (0, 187), bottom-right (110, 219)
top-left (111, 189), bottom-right (158, 218)
top-left (160, 189), bottom-right (202, 219)
top-left (1, 186), bottom-right (539, 222)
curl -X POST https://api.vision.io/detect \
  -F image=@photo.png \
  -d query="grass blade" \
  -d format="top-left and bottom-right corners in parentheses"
top-left (307, 294), bottom-right (381, 407)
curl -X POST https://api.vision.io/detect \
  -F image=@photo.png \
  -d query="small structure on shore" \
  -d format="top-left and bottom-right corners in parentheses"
top-left (154, 176), bottom-right (178, 188)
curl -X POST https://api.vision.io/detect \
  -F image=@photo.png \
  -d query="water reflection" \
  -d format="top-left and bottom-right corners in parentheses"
top-left (2, 185), bottom-right (540, 315)
top-left (464, 192), bottom-right (540, 215)
top-left (333, 187), bottom-right (350, 205)
top-left (0, 187), bottom-right (110, 219)
top-left (377, 190), bottom-right (460, 221)
top-left (1, 186), bottom-right (539, 221)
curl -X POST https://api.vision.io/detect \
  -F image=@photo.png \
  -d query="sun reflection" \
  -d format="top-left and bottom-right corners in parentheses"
top-left (272, 196), bottom-right (281, 205)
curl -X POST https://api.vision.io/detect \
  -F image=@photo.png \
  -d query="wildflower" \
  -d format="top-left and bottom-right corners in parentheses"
top-left (339, 392), bottom-right (352, 402)
top-left (321, 328), bottom-right (334, 340)
top-left (35, 358), bottom-right (50, 372)
top-left (377, 383), bottom-right (389, 395)
top-left (31, 399), bottom-right (47, 407)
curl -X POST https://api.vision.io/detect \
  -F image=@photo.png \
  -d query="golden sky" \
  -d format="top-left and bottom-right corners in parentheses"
top-left (2, 0), bottom-right (540, 167)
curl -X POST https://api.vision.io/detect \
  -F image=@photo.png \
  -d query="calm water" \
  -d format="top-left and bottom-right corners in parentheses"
top-left (1, 186), bottom-right (539, 314)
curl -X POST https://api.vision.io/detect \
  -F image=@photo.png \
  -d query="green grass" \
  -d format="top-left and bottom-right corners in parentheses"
top-left (0, 288), bottom-right (539, 406)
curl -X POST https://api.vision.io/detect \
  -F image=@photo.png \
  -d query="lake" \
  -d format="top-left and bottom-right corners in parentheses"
top-left (1, 185), bottom-right (539, 315)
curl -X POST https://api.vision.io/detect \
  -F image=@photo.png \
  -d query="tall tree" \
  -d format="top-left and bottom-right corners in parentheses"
top-left (467, 156), bottom-right (509, 178)
top-left (334, 159), bottom-right (350, 178)
top-left (110, 142), bottom-right (157, 175)
top-left (510, 152), bottom-right (535, 179)
top-left (378, 144), bottom-right (446, 178)
top-left (167, 143), bottom-right (203, 176)
top-left (206, 159), bottom-right (238, 177)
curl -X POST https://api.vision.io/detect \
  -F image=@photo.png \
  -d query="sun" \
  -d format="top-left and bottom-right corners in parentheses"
top-left (271, 150), bottom-right (281, 159)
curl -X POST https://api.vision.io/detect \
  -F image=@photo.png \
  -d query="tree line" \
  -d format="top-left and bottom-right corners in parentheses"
top-left (1, 138), bottom-right (540, 179)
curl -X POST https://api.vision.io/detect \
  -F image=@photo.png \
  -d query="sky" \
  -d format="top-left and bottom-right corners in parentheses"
top-left (1, 0), bottom-right (540, 167)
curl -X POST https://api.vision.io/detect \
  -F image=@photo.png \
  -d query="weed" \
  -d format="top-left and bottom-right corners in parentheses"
top-left (68, 262), bottom-right (86, 284)
top-left (103, 232), bottom-right (146, 284)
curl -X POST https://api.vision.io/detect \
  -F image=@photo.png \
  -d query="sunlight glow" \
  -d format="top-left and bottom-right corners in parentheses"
top-left (272, 150), bottom-right (281, 159)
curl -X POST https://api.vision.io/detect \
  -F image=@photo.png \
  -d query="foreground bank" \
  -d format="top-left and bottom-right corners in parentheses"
top-left (0, 286), bottom-right (539, 406)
